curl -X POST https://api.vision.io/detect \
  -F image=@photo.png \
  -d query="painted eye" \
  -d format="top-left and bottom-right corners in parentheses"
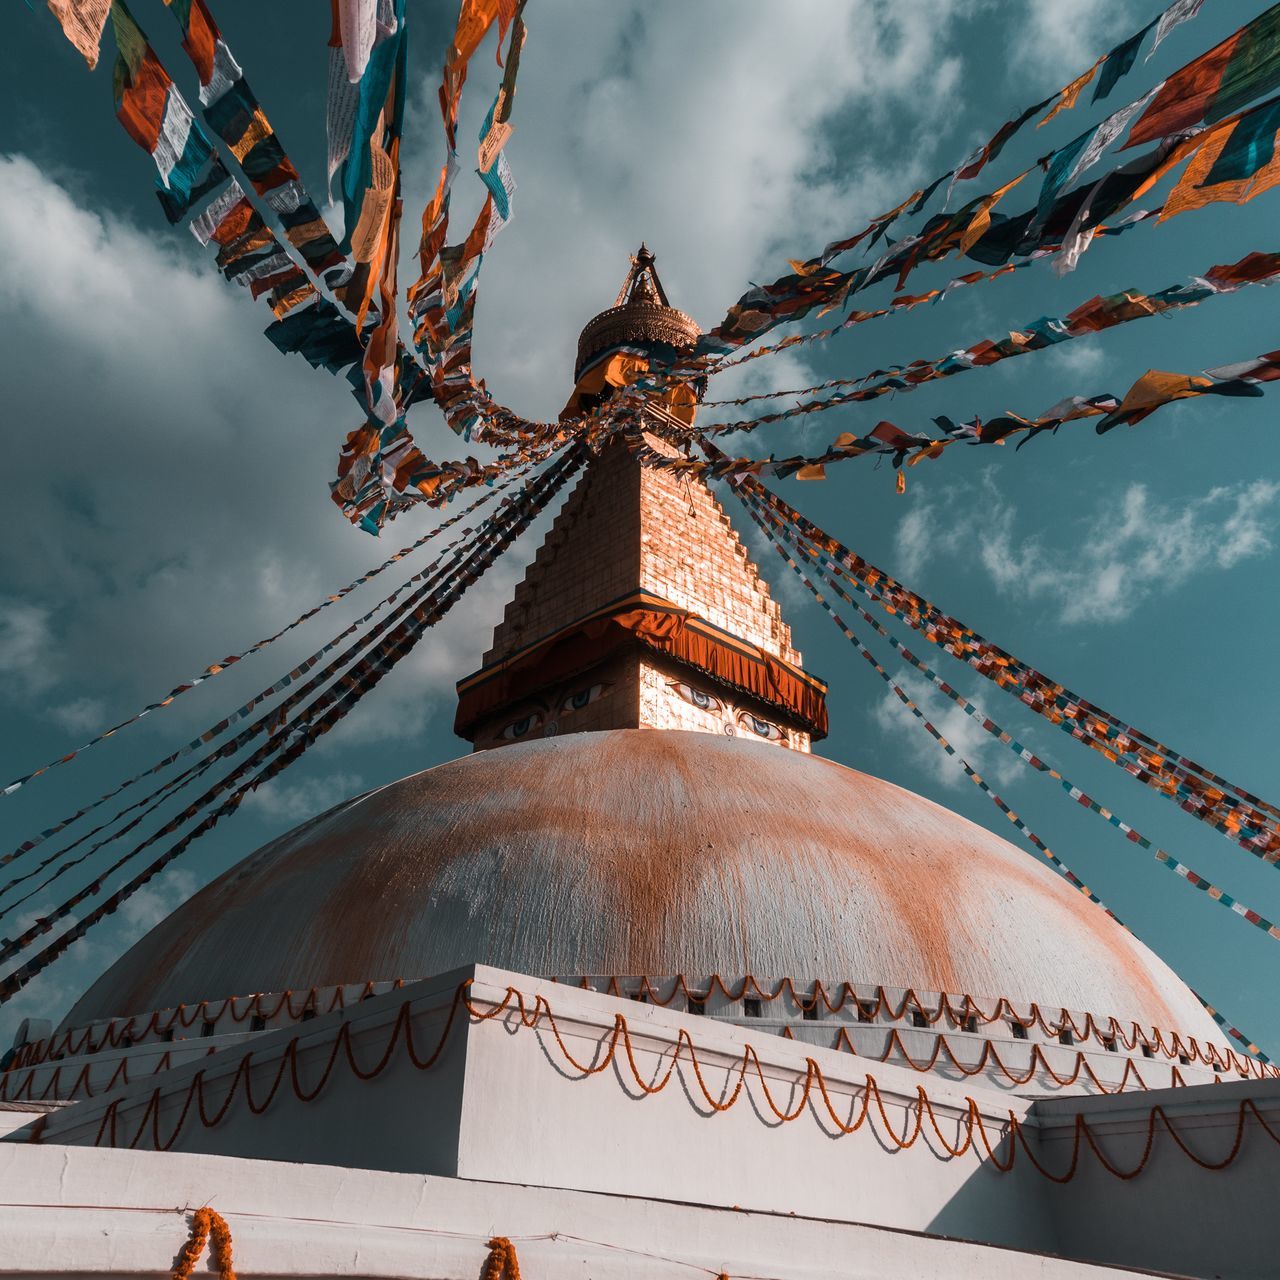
top-left (561, 683), bottom-right (605, 714)
top-left (668, 680), bottom-right (723, 713)
top-left (740, 712), bottom-right (784, 742)
top-left (501, 713), bottom-right (542, 741)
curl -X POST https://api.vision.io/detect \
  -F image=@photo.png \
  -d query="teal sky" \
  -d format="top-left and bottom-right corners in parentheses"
top-left (1, 0), bottom-right (1278, 1055)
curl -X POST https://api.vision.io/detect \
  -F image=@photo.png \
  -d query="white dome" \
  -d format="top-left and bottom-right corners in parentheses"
top-left (64, 730), bottom-right (1219, 1043)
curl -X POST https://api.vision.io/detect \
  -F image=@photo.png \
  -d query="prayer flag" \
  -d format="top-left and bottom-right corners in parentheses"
top-left (1127, 5), bottom-right (1280, 147)
top-left (111, 2), bottom-right (215, 203)
top-left (46, 0), bottom-right (110, 68)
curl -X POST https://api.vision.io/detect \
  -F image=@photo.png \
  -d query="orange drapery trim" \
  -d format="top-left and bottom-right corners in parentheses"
top-left (454, 592), bottom-right (828, 738)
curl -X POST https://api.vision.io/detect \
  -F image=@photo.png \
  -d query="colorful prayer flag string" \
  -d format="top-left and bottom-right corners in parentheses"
top-left (738, 480), bottom-right (1280, 949)
top-left (726, 472), bottom-right (1275, 1063)
top-left (0, 469), bottom-right (536, 910)
top-left (697, 16), bottom-right (1280, 361)
top-left (0, 487), bottom-right (515, 923)
top-left (705, 449), bottom-right (1280, 860)
top-left (0, 468), bottom-right (530, 802)
top-left (702, 247), bottom-right (1280, 421)
top-left (0, 447), bottom-right (586, 1001)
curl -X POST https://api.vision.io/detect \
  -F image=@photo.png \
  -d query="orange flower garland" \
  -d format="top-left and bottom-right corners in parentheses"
top-left (483, 1236), bottom-right (522, 1280)
top-left (172, 1207), bottom-right (236, 1280)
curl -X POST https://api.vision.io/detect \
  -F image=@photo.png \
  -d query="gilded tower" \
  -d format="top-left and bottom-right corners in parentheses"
top-left (454, 248), bottom-right (828, 752)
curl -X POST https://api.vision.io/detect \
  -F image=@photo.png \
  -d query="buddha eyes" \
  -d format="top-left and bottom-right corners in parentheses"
top-left (668, 680), bottom-right (724, 713)
top-left (740, 712), bottom-right (784, 742)
top-left (501, 713), bottom-right (542, 741)
top-left (663, 680), bottom-right (786, 741)
top-left (497, 683), bottom-right (608, 741)
top-left (561, 683), bottom-right (605, 713)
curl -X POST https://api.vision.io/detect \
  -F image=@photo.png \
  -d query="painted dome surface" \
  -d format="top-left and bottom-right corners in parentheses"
top-left (65, 730), bottom-right (1217, 1040)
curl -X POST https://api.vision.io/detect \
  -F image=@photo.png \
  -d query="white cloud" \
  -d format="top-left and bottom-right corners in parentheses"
top-left (1015, 0), bottom-right (1139, 79)
top-left (870, 668), bottom-right (1024, 792)
top-left (1041, 335), bottom-right (1108, 383)
top-left (49, 696), bottom-right (106, 734)
top-left (896, 498), bottom-right (936, 579)
top-left (244, 772), bottom-right (367, 823)
top-left (0, 153), bottom-right (497, 728)
top-left (974, 476), bottom-right (1280, 624)
top-left (0, 597), bottom-right (53, 692)
top-left (120, 869), bottom-right (200, 934)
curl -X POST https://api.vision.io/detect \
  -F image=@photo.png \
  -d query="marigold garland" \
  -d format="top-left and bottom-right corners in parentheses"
top-left (10, 970), bottom-right (1270, 1086)
top-left (172, 1207), bottom-right (235, 1280)
top-left (47, 981), bottom-right (1280, 1183)
top-left (483, 1235), bottom-right (523, 1280)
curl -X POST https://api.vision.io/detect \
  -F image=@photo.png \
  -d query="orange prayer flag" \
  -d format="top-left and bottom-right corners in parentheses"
top-left (796, 464), bottom-right (827, 481)
top-left (228, 110), bottom-right (273, 163)
top-left (1038, 55), bottom-right (1106, 128)
top-left (959, 172), bottom-right (1027, 254)
top-left (907, 443), bottom-right (947, 465)
top-left (47, 0), bottom-right (111, 70)
top-left (1159, 117), bottom-right (1280, 222)
top-left (1115, 369), bottom-right (1213, 416)
top-left (787, 258), bottom-right (823, 277)
top-left (895, 471), bottom-right (906, 495)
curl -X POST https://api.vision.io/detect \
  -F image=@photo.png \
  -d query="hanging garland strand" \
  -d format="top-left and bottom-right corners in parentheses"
top-left (482, 1237), bottom-right (523, 1280)
top-left (0, 448), bottom-right (585, 1002)
top-left (739, 481), bottom-right (1280, 946)
top-left (69, 979), bottom-right (1280, 1178)
top-left (172, 1207), bottom-right (236, 1280)
top-left (726, 468), bottom-right (1280, 860)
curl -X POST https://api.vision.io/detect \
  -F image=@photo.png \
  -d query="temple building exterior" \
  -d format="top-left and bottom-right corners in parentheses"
top-left (3, 252), bottom-right (1278, 1280)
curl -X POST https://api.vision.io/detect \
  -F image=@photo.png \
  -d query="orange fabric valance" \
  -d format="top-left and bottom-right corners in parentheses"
top-left (455, 591), bottom-right (828, 738)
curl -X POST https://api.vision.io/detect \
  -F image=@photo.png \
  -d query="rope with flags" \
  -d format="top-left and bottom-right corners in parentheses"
top-left (734, 473), bottom-right (1280, 946)
top-left (18, 0), bottom-right (1280, 1061)
top-left (0, 445), bottom-right (584, 1002)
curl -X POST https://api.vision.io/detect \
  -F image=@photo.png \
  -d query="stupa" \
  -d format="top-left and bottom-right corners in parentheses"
top-left (3, 251), bottom-right (1277, 1280)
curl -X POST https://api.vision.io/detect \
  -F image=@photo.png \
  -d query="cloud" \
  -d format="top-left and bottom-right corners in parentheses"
top-left (947, 475), bottom-right (1280, 624)
top-left (1014, 0), bottom-right (1140, 80)
top-left (896, 499), bottom-right (936, 579)
top-left (244, 772), bottom-right (367, 823)
top-left (48, 696), bottom-right (106, 734)
top-left (0, 597), bottom-right (54, 693)
top-left (870, 668), bottom-right (1025, 793)
top-left (119, 869), bottom-right (200, 934)
top-left (0, 153), bottom-right (501, 729)
top-left (1040, 335), bottom-right (1108, 383)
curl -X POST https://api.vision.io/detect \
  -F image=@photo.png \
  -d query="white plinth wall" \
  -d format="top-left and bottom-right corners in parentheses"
top-left (3, 965), bottom-right (1277, 1278)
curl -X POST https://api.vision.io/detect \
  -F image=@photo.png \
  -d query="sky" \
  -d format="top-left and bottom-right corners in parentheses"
top-left (1, 0), bottom-right (1279, 1055)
